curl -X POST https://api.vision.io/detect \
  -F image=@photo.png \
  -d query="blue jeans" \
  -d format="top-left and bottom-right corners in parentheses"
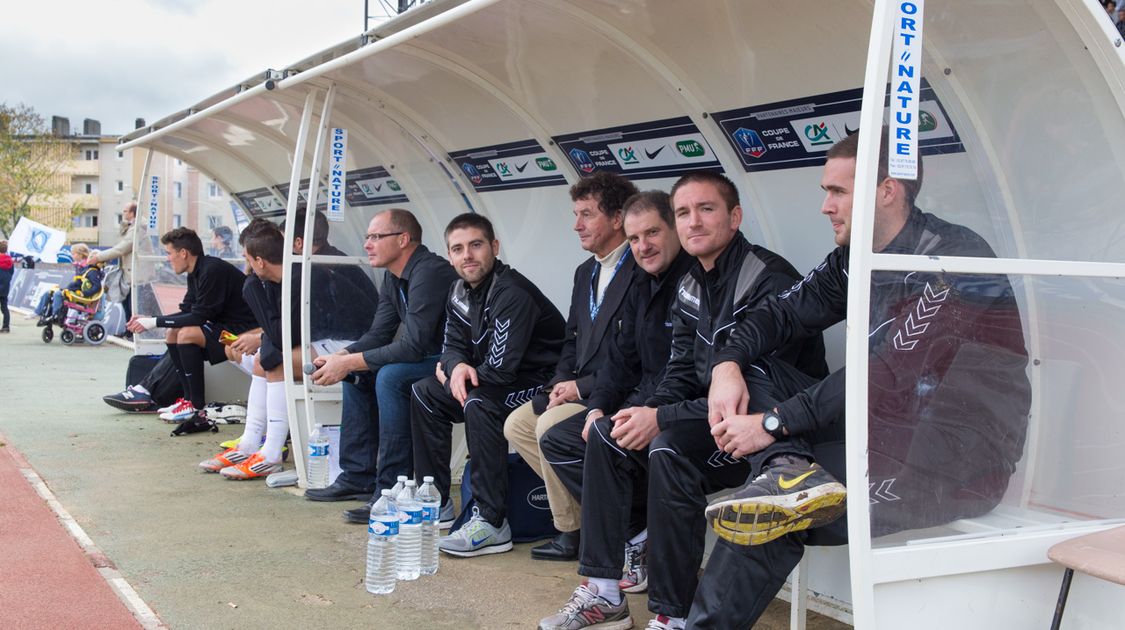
top-left (337, 356), bottom-right (439, 495)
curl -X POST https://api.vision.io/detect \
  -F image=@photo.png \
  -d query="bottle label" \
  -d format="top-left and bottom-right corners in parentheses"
top-left (400, 508), bottom-right (423, 525)
top-left (309, 443), bottom-right (329, 457)
top-left (422, 506), bottom-right (439, 522)
top-left (369, 518), bottom-right (399, 537)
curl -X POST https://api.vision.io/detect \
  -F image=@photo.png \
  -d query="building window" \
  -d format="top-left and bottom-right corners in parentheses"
top-left (84, 149), bottom-right (94, 160)
top-left (116, 180), bottom-right (124, 192)
top-left (117, 151), bottom-right (124, 159)
top-left (173, 182), bottom-right (182, 198)
top-left (208, 216), bottom-right (224, 229)
top-left (207, 182), bottom-right (221, 197)
top-left (84, 183), bottom-right (93, 194)
top-left (173, 214), bottom-right (183, 228)
top-left (116, 213), bottom-right (123, 225)
top-left (176, 159), bottom-right (183, 166)
top-left (83, 214), bottom-right (98, 228)
top-left (72, 216), bottom-right (81, 227)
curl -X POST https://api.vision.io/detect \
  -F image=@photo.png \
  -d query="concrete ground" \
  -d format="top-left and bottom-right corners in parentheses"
top-left (0, 315), bottom-right (850, 629)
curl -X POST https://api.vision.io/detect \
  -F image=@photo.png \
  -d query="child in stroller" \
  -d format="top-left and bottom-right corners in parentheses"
top-left (36, 244), bottom-right (108, 345)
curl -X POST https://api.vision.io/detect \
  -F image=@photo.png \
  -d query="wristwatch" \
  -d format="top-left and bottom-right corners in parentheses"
top-left (762, 409), bottom-right (787, 440)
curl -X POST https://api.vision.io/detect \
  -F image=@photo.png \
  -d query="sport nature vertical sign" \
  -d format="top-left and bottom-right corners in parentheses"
top-left (327, 128), bottom-right (347, 222)
top-left (889, 0), bottom-right (924, 180)
top-left (147, 175), bottom-right (160, 229)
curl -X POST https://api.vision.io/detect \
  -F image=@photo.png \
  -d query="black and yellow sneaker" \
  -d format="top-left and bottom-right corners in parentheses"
top-left (706, 459), bottom-right (846, 546)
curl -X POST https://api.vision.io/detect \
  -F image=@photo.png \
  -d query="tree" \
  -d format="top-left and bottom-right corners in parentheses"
top-left (0, 103), bottom-right (79, 238)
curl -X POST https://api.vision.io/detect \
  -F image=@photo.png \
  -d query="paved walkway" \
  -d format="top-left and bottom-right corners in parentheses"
top-left (0, 314), bottom-right (850, 629)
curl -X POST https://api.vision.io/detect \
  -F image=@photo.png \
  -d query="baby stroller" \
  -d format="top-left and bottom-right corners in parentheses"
top-left (41, 287), bottom-right (108, 346)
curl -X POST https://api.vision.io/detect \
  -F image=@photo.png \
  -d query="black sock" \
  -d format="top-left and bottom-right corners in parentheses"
top-left (765, 453), bottom-right (813, 468)
top-left (177, 343), bottom-right (207, 408)
top-left (166, 345), bottom-right (190, 399)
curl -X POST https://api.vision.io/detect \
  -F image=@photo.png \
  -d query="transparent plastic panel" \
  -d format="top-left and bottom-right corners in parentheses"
top-left (890, 0), bottom-right (1125, 263)
top-left (867, 273), bottom-right (1125, 548)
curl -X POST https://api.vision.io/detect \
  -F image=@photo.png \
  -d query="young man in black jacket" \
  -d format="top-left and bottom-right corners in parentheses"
top-left (126, 227), bottom-right (257, 424)
top-left (536, 190), bottom-right (695, 629)
top-left (504, 171), bottom-right (638, 561)
top-left (411, 213), bottom-right (566, 558)
top-left (691, 129), bottom-right (1030, 628)
top-left (304, 209), bottom-right (459, 525)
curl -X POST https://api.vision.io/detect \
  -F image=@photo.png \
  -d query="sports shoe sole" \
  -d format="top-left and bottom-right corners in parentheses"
top-left (539, 617), bottom-right (633, 630)
top-left (707, 481), bottom-right (847, 546)
top-left (439, 540), bottom-right (514, 558)
top-left (102, 397), bottom-right (156, 412)
top-left (620, 577), bottom-right (648, 594)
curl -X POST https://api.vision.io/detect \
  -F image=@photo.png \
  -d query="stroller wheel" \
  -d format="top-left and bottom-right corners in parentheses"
top-left (84, 322), bottom-right (107, 346)
top-left (41, 326), bottom-right (54, 343)
top-left (60, 329), bottom-right (76, 345)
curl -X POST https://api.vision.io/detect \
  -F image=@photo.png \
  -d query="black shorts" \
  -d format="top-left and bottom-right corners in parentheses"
top-left (200, 322), bottom-right (250, 365)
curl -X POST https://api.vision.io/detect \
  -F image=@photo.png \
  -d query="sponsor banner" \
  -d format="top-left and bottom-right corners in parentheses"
top-left (344, 166), bottom-right (409, 207)
top-left (327, 127), bottom-right (348, 221)
top-left (233, 187), bottom-right (286, 218)
top-left (554, 116), bottom-right (722, 180)
top-left (449, 139), bottom-right (566, 192)
top-left (7, 217), bottom-right (67, 260)
top-left (889, 0), bottom-right (925, 179)
top-left (276, 179), bottom-right (329, 211)
top-left (712, 78), bottom-right (962, 173)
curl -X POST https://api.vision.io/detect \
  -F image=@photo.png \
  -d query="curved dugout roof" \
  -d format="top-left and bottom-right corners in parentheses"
top-left (119, 1), bottom-right (1125, 627)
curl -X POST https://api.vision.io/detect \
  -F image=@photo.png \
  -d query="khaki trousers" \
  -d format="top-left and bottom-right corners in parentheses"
top-left (503, 400), bottom-right (586, 532)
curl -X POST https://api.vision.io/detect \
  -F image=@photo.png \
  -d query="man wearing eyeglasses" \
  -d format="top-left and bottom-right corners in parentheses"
top-left (306, 209), bottom-right (460, 527)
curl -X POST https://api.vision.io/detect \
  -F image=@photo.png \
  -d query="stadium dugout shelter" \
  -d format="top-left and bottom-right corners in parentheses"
top-left (116, 0), bottom-right (1125, 626)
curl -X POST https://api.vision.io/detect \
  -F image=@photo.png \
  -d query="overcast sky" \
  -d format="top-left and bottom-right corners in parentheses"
top-left (1, 0), bottom-right (395, 136)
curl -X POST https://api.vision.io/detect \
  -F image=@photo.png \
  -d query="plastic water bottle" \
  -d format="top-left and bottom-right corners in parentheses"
top-left (365, 489), bottom-right (398, 595)
top-left (390, 475), bottom-right (407, 497)
top-left (416, 476), bottom-right (441, 575)
top-left (306, 424), bottom-right (330, 490)
top-left (395, 480), bottom-right (423, 581)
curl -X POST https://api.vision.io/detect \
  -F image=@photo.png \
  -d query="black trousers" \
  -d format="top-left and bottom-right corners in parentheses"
top-left (0, 296), bottom-right (8, 329)
top-left (646, 360), bottom-right (829, 619)
top-left (410, 374), bottom-right (546, 528)
top-left (539, 411), bottom-right (649, 580)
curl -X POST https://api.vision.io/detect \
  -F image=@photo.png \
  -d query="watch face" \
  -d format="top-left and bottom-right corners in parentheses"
top-left (764, 415), bottom-right (780, 432)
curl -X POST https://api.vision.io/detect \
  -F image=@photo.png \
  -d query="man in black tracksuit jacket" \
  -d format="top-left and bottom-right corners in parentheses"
top-left (411, 213), bottom-right (566, 558)
top-left (692, 130), bottom-right (1031, 628)
top-left (127, 227), bottom-right (257, 417)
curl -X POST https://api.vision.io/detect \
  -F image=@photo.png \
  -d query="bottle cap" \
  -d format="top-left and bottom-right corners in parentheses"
top-left (423, 475), bottom-right (434, 482)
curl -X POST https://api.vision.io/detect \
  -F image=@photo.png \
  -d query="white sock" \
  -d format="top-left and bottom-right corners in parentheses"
top-left (666, 617), bottom-right (685, 629)
top-left (261, 381), bottom-right (289, 464)
top-left (131, 384), bottom-right (150, 395)
top-left (588, 577), bottom-right (621, 605)
top-left (237, 353), bottom-right (256, 375)
top-left (238, 376), bottom-right (268, 455)
top-left (628, 528), bottom-right (648, 546)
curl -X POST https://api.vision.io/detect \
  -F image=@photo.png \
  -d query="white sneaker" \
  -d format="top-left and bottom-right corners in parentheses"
top-left (645, 616), bottom-right (683, 630)
top-left (160, 399), bottom-right (197, 422)
top-left (202, 402), bottom-right (247, 424)
top-left (438, 506), bottom-right (513, 557)
top-left (156, 397), bottom-right (186, 414)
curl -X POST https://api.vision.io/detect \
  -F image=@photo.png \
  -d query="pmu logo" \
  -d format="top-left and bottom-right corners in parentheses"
top-left (535, 157), bottom-right (557, 171)
top-left (617, 146), bottom-right (639, 164)
top-left (733, 128), bottom-right (767, 159)
top-left (496, 162), bottom-right (512, 177)
top-left (461, 162), bottom-right (483, 185)
top-left (676, 140), bottom-right (705, 158)
top-left (569, 148), bottom-right (596, 174)
top-left (804, 122), bottom-right (834, 146)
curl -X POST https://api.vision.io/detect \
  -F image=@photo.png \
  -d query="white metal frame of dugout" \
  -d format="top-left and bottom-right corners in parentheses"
top-left (118, 0), bottom-right (1125, 626)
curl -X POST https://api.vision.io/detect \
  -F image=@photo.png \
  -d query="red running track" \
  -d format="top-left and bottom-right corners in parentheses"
top-left (0, 436), bottom-right (142, 629)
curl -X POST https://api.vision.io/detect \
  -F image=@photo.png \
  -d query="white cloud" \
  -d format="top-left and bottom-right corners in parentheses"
top-left (0, 0), bottom-right (379, 135)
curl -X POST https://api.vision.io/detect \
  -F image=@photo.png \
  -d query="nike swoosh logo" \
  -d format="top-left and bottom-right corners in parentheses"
top-left (514, 161), bottom-right (529, 173)
top-left (645, 146), bottom-right (665, 160)
top-left (778, 470), bottom-right (816, 490)
top-left (470, 532), bottom-right (491, 545)
top-left (844, 124), bottom-right (858, 136)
